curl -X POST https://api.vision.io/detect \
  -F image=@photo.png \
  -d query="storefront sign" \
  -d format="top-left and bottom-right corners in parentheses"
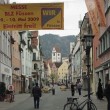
top-left (0, 3), bottom-right (64, 30)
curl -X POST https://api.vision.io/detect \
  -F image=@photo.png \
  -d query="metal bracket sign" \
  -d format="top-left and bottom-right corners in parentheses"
top-left (0, 3), bottom-right (64, 30)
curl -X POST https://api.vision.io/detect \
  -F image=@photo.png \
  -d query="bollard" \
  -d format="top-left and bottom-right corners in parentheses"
top-left (52, 88), bottom-right (55, 95)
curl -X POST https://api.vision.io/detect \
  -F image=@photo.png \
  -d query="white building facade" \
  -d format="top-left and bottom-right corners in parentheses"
top-left (52, 47), bottom-right (61, 63)
top-left (19, 31), bottom-right (33, 92)
top-left (0, 30), bottom-right (12, 88)
top-left (72, 37), bottom-right (81, 83)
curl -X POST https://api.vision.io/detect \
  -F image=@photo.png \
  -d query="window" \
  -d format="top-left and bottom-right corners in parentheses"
top-left (33, 53), bottom-right (36, 60)
top-left (100, 29), bottom-right (110, 55)
top-left (108, 31), bottom-right (110, 48)
top-left (34, 63), bottom-right (38, 70)
top-left (105, 34), bottom-right (107, 49)
top-left (96, 47), bottom-right (98, 59)
top-left (53, 53), bottom-right (55, 56)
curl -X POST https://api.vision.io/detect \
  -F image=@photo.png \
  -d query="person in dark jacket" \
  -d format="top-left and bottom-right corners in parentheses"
top-left (71, 82), bottom-right (75, 96)
top-left (32, 83), bottom-right (42, 109)
top-left (105, 80), bottom-right (110, 110)
top-left (96, 78), bottom-right (103, 100)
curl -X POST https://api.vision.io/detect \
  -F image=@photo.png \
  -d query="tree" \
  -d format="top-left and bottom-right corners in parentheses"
top-left (49, 73), bottom-right (56, 86)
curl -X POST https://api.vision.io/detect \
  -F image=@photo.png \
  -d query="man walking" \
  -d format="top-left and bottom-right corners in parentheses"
top-left (71, 82), bottom-right (75, 96)
top-left (32, 83), bottom-right (42, 109)
top-left (77, 81), bottom-right (82, 95)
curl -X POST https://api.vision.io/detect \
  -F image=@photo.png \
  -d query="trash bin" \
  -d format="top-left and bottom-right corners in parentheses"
top-left (52, 88), bottom-right (55, 95)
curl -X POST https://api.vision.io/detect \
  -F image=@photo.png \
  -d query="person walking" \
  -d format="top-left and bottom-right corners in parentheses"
top-left (28, 85), bottom-right (31, 93)
top-left (105, 80), bottom-right (110, 110)
top-left (52, 86), bottom-right (55, 95)
top-left (77, 81), bottom-right (82, 95)
top-left (71, 82), bottom-right (75, 96)
top-left (32, 83), bottom-right (42, 109)
top-left (96, 78), bottom-right (103, 100)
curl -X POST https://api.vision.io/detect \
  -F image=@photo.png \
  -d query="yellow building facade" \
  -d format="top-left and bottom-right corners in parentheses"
top-left (58, 61), bottom-right (68, 83)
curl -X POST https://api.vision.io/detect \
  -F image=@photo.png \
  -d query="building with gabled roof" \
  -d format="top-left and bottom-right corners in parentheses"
top-left (52, 46), bottom-right (62, 63)
top-left (57, 61), bottom-right (69, 83)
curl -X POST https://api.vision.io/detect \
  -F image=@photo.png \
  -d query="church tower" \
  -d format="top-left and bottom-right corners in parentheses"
top-left (52, 46), bottom-right (61, 63)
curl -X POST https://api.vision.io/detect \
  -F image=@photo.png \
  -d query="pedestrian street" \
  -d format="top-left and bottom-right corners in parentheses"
top-left (0, 86), bottom-right (107, 110)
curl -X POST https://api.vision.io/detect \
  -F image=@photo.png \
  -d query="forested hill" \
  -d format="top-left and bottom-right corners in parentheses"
top-left (39, 34), bottom-right (77, 59)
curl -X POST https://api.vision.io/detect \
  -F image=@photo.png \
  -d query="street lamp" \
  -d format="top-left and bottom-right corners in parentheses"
top-left (65, 74), bottom-right (68, 88)
top-left (81, 34), bottom-right (94, 110)
top-left (39, 69), bottom-right (42, 88)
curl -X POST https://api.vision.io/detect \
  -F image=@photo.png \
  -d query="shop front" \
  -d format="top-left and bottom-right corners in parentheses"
top-left (12, 74), bottom-right (21, 94)
top-left (21, 75), bottom-right (25, 93)
top-left (0, 63), bottom-right (12, 88)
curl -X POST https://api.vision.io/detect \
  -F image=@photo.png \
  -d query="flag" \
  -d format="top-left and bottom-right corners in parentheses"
top-left (94, 0), bottom-right (106, 26)
top-left (85, 0), bottom-right (99, 34)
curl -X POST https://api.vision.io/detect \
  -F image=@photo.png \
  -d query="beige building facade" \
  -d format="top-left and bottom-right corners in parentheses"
top-left (11, 31), bottom-right (22, 93)
top-left (58, 61), bottom-right (68, 83)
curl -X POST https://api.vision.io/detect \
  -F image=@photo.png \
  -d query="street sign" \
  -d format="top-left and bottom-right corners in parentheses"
top-left (7, 84), bottom-right (14, 91)
top-left (0, 3), bottom-right (64, 30)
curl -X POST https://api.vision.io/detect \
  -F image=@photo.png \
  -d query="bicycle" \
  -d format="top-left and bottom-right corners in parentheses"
top-left (0, 94), bottom-right (5, 101)
top-left (63, 92), bottom-right (97, 110)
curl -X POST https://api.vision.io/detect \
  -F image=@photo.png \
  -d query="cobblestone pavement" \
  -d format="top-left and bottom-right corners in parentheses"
top-left (0, 93), bottom-right (30, 110)
top-left (0, 86), bottom-right (107, 110)
top-left (74, 90), bottom-right (107, 110)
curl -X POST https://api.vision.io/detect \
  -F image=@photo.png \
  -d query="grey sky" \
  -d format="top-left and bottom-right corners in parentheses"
top-left (10, 0), bottom-right (87, 36)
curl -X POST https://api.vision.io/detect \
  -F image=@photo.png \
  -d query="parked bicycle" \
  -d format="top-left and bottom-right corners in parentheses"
top-left (0, 94), bottom-right (5, 101)
top-left (63, 92), bottom-right (97, 110)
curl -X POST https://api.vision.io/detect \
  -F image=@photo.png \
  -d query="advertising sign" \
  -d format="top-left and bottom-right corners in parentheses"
top-left (8, 84), bottom-right (14, 91)
top-left (0, 3), bottom-right (64, 30)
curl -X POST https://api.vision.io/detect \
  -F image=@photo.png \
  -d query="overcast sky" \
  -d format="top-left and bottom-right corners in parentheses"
top-left (10, 0), bottom-right (87, 36)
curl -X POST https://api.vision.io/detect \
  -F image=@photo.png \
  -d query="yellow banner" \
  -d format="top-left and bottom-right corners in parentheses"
top-left (94, 0), bottom-right (106, 26)
top-left (0, 3), bottom-right (64, 30)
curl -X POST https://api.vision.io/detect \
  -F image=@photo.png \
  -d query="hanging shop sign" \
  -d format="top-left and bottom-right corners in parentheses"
top-left (0, 3), bottom-right (64, 30)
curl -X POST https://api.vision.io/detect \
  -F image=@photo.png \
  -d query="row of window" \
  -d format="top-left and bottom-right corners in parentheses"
top-left (96, 28), bottom-right (110, 58)
top-left (0, 32), bottom-right (11, 57)
top-left (58, 72), bottom-right (67, 75)
top-left (22, 65), bottom-right (32, 76)
top-left (0, 52), bottom-right (11, 67)
top-left (53, 53), bottom-right (60, 56)
top-left (21, 49), bottom-right (32, 61)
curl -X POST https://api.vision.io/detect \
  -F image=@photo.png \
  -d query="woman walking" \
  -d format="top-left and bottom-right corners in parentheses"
top-left (96, 78), bottom-right (103, 100)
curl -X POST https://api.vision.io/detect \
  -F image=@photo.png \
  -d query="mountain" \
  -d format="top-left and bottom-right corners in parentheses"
top-left (39, 34), bottom-right (76, 59)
